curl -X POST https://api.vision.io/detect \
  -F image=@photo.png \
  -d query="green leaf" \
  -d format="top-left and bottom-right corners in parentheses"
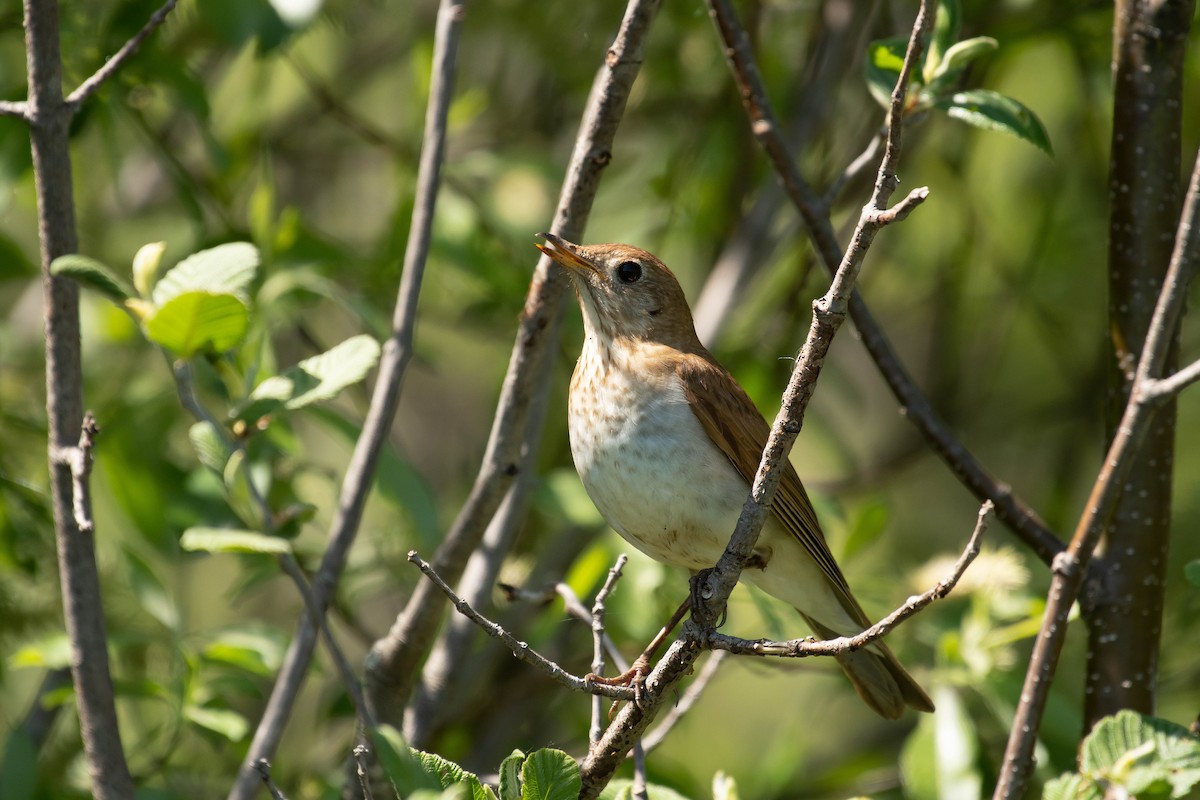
top-left (200, 626), bottom-right (286, 676)
top-left (499, 750), bottom-right (526, 800)
top-left (152, 241), bottom-right (259, 305)
top-left (189, 421), bottom-right (232, 474)
top-left (50, 254), bottom-right (134, 302)
top-left (1078, 710), bottom-right (1200, 798)
top-left (180, 527), bottom-right (292, 555)
top-left (241, 334), bottom-right (381, 417)
top-left (143, 291), bottom-right (250, 357)
top-left (928, 36), bottom-right (998, 85)
top-left (520, 749), bottom-right (580, 800)
top-left (184, 705), bottom-right (248, 741)
top-left (924, 0), bottom-right (962, 84)
top-left (1042, 773), bottom-right (1101, 800)
top-left (7, 633), bottom-right (71, 670)
top-left (124, 546), bottom-right (180, 630)
top-left (864, 37), bottom-right (910, 108)
top-left (370, 725), bottom-right (442, 795)
top-left (934, 89), bottom-right (1053, 155)
top-left (1184, 559), bottom-right (1200, 588)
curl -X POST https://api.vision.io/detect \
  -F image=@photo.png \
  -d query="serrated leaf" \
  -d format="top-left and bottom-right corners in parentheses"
top-left (189, 421), bottom-right (231, 474)
top-left (1042, 773), bottom-right (1101, 800)
top-left (929, 36), bottom-right (998, 84)
top-left (499, 751), bottom-right (525, 800)
top-left (180, 527), bottom-right (292, 555)
top-left (50, 254), bottom-right (134, 302)
top-left (864, 37), bottom-right (910, 108)
top-left (934, 89), bottom-right (1053, 155)
top-left (924, 0), bottom-right (962, 84)
top-left (184, 705), bottom-right (248, 741)
top-left (369, 726), bottom-right (443, 795)
top-left (1079, 710), bottom-right (1200, 798)
top-left (144, 291), bottom-right (249, 357)
top-left (152, 241), bottom-right (259, 305)
top-left (240, 334), bottom-right (381, 419)
top-left (520, 749), bottom-right (580, 800)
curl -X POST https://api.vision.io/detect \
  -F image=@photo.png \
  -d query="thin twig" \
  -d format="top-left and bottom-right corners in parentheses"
top-left (64, 0), bottom-right (179, 112)
top-left (707, 502), bottom-right (990, 656)
top-left (408, 552), bottom-right (637, 701)
top-left (353, 745), bottom-right (376, 800)
top-left (994, 147), bottom-right (1200, 799)
top-left (1140, 354), bottom-right (1200, 401)
top-left (361, 0), bottom-right (663, 731)
top-left (554, 582), bottom-right (631, 674)
top-left (254, 759), bottom-right (289, 800)
top-left (230, 0), bottom-right (465, 794)
top-left (588, 556), bottom-right (628, 742)
top-left (0, 100), bottom-right (27, 119)
top-left (710, 0), bottom-right (1065, 565)
top-left (50, 412), bottom-right (99, 534)
top-left (579, 4), bottom-right (934, 795)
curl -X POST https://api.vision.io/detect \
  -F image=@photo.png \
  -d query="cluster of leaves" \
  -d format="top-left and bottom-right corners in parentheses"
top-left (865, 0), bottom-right (1052, 155)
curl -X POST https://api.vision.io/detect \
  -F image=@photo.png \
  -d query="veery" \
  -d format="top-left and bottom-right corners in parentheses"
top-left (536, 233), bottom-right (933, 719)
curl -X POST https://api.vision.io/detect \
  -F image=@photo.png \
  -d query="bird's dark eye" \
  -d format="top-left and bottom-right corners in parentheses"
top-left (616, 260), bottom-right (642, 283)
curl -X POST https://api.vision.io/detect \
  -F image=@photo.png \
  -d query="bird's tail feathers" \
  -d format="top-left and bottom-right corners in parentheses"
top-left (801, 614), bottom-right (935, 720)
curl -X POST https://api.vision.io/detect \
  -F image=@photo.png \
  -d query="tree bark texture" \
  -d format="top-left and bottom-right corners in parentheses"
top-left (1088, 0), bottom-right (1194, 726)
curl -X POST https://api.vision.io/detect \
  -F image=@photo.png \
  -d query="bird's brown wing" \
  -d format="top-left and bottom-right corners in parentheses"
top-left (676, 353), bottom-right (873, 628)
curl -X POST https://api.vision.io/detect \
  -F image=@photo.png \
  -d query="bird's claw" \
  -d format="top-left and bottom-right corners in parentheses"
top-left (586, 654), bottom-right (651, 712)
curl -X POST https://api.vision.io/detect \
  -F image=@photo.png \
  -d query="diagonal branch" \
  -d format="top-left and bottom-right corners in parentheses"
top-left (360, 0), bottom-right (664, 730)
top-left (994, 145), bottom-right (1200, 799)
top-left (707, 0), bottom-right (1064, 565)
top-left (579, 3), bottom-right (933, 794)
top-left (229, 0), bottom-right (465, 796)
top-left (64, 0), bottom-right (179, 113)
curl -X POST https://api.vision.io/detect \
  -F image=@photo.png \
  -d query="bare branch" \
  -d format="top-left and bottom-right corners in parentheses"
top-left (23, 0), bottom-right (136, 791)
top-left (702, 0), bottom-right (1064, 564)
top-left (230, 0), bottom-right (466, 793)
top-left (353, 745), bottom-right (376, 800)
top-left (50, 411), bottom-right (99, 534)
top-left (0, 99), bottom-right (27, 119)
top-left (408, 552), bottom-right (637, 701)
top-left (708, 502), bottom-right (990, 656)
top-left (64, 0), bottom-right (179, 112)
top-left (254, 759), bottom-right (289, 800)
top-left (995, 146), bottom-right (1200, 799)
top-left (579, 4), bottom-right (934, 795)
top-left (1141, 356), bottom-right (1200, 401)
top-left (589, 556), bottom-right (628, 742)
top-left (361, 0), bottom-right (664, 730)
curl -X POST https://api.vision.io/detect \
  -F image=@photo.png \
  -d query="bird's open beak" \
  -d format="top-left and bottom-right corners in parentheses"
top-left (536, 233), bottom-right (602, 278)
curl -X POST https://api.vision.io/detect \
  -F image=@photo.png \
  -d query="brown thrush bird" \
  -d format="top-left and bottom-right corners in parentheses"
top-left (536, 233), bottom-right (934, 719)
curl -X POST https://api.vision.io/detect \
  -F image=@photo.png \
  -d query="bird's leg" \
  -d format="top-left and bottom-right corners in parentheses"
top-left (586, 596), bottom-right (690, 706)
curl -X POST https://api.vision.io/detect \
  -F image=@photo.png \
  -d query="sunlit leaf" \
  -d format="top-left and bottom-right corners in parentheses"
top-left (934, 89), bottom-right (1053, 155)
top-left (928, 36), bottom-right (998, 86)
top-left (864, 37), bottom-right (910, 108)
top-left (499, 751), bottom-right (525, 800)
top-left (7, 634), bottom-right (71, 670)
top-left (185, 705), bottom-right (249, 741)
top-left (152, 241), bottom-right (259, 306)
top-left (244, 334), bottom-right (381, 413)
top-left (189, 421), bottom-right (232, 475)
top-left (180, 527), bottom-right (292, 555)
top-left (924, 0), bottom-right (962, 83)
top-left (50, 254), bottom-right (134, 302)
top-left (143, 291), bottom-right (249, 357)
top-left (520, 749), bottom-right (580, 800)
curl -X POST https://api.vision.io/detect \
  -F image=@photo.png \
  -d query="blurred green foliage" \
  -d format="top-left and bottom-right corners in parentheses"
top-left (1, 0), bottom-right (1199, 798)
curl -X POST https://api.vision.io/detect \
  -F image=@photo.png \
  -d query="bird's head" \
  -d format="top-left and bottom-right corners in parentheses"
top-left (536, 233), bottom-right (701, 351)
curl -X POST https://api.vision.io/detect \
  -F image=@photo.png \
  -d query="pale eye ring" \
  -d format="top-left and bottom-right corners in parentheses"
top-left (616, 260), bottom-right (642, 283)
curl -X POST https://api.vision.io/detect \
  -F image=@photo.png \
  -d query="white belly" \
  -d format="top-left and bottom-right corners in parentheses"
top-left (568, 354), bottom-right (748, 570)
